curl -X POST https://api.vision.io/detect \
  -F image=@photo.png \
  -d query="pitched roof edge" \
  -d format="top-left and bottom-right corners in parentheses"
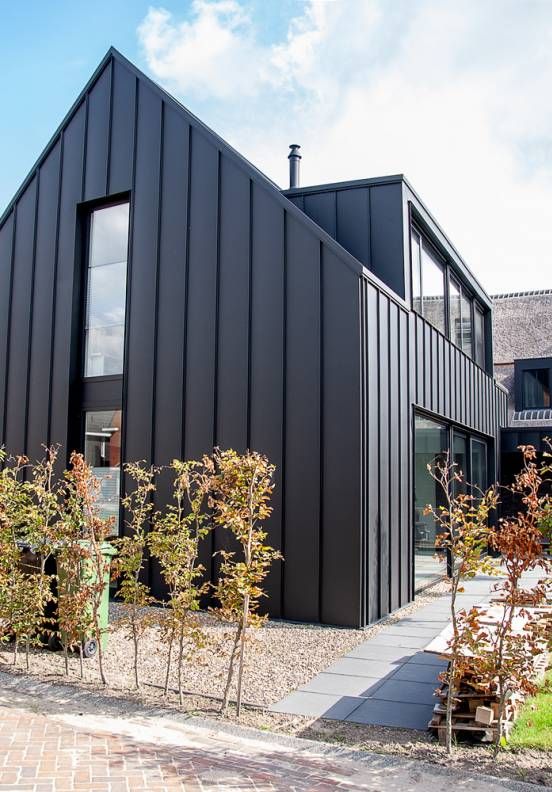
top-left (0, 48), bottom-right (116, 229)
top-left (0, 47), bottom-right (408, 309)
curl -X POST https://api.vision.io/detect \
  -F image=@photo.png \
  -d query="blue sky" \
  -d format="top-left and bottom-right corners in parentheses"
top-left (1, 1), bottom-right (552, 293)
top-left (0, 0), bottom-right (299, 208)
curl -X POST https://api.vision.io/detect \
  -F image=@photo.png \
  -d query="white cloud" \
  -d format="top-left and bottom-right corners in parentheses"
top-left (138, 0), bottom-right (552, 293)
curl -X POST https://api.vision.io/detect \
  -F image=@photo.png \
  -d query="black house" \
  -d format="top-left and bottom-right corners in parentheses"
top-left (0, 49), bottom-right (507, 627)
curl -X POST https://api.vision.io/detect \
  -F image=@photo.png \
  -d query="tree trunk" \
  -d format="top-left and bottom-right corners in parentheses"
top-left (13, 638), bottom-right (18, 666)
top-left (25, 637), bottom-right (30, 671)
top-left (446, 657), bottom-right (455, 754)
top-left (164, 632), bottom-right (174, 697)
top-left (177, 621), bottom-right (185, 706)
top-left (221, 624), bottom-right (242, 715)
top-left (236, 595), bottom-right (250, 718)
top-left (95, 613), bottom-right (107, 686)
top-left (79, 643), bottom-right (84, 679)
top-left (132, 618), bottom-right (140, 690)
top-left (63, 643), bottom-right (69, 676)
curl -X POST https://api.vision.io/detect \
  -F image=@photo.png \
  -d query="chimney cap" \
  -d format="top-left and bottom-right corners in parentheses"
top-left (288, 144), bottom-right (302, 158)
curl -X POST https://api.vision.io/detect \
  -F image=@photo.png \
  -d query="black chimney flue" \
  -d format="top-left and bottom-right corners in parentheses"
top-left (288, 144), bottom-right (301, 189)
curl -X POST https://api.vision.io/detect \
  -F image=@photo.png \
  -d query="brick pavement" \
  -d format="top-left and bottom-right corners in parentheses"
top-left (1, 703), bottom-right (359, 791)
top-left (0, 674), bottom-right (537, 791)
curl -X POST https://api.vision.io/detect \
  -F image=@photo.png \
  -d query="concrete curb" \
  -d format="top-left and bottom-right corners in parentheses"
top-left (0, 670), bottom-right (548, 791)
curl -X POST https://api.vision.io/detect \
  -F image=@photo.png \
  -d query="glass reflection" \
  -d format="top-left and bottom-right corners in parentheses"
top-left (84, 202), bottom-right (129, 378)
top-left (84, 409), bottom-right (122, 533)
top-left (414, 415), bottom-right (448, 589)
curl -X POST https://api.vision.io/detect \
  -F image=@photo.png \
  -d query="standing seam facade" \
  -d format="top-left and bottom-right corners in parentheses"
top-left (0, 49), bottom-right (508, 628)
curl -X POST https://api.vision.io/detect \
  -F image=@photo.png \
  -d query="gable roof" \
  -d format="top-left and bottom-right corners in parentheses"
top-left (0, 47), bottom-right (408, 307)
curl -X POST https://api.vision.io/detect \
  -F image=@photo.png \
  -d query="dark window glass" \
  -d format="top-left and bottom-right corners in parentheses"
top-left (453, 431), bottom-right (468, 495)
top-left (471, 438), bottom-right (487, 495)
top-left (411, 231), bottom-right (422, 315)
top-left (522, 369), bottom-right (551, 409)
top-left (460, 291), bottom-right (472, 357)
top-left (84, 409), bottom-right (122, 533)
top-left (449, 277), bottom-right (462, 348)
top-left (421, 244), bottom-right (446, 334)
top-left (414, 415), bottom-right (448, 589)
top-left (474, 304), bottom-right (485, 368)
top-left (84, 203), bottom-right (129, 377)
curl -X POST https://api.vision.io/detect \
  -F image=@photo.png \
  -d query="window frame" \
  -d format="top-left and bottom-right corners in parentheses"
top-left (413, 407), bottom-right (492, 592)
top-left (514, 357), bottom-right (552, 411)
top-left (410, 222), bottom-right (487, 368)
top-left (82, 198), bottom-right (131, 381)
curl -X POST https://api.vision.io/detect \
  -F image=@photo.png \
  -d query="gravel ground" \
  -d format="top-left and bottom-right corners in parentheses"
top-left (0, 579), bottom-right (450, 707)
top-left (1, 578), bottom-right (550, 788)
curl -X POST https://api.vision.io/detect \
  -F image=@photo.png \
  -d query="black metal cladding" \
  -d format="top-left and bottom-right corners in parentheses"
top-left (0, 48), bottom-right (508, 627)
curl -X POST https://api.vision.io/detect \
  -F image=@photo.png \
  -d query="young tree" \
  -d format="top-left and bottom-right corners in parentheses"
top-left (112, 461), bottom-right (158, 689)
top-left (148, 458), bottom-right (214, 704)
top-left (211, 449), bottom-right (282, 717)
top-left (425, 455), bottom-right (499, 754)
top-left (0, 452), bottom-right (53, 669)
top-left (62, 452), bottom-right (115, 685)
top-left (485, 444), bottom-right (552, 751)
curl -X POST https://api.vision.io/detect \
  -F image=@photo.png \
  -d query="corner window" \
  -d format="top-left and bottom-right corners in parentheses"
top-left (522, 369), bottom-right (551, 409)
top-left (411, 230), bottom-right (445, 334)
top-left (84, 202), bottom-right (129, 377)
top-left (84, 409), bottom-right (122, 533)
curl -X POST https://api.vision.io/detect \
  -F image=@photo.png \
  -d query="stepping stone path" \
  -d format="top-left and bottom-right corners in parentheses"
top-left (270, 571), bottom-right (543, 730)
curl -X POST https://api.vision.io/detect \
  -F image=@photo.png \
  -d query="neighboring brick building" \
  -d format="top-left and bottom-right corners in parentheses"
top-left (492, 289), bottom-right (552, 427)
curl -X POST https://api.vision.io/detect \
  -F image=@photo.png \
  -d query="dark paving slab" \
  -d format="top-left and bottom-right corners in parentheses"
top-left (346, 699), bottom-right (434, 730)
top-left (366, 633), bottom-right (430, 649)
top-left (346, 643), bottom-right (415, 662)
top-left (301, 673), bottom-right (385, 698)
top-left (371, 679), bottom-right (437, 705)
top-left (270, 691), bottom-right (363, 719)
top-left (391, 663), bottom-right (443, 683)
top-left (405, 652), bottom-right (448, 667)
top-left (269, 573), bottom-right (504, 728)
top-left (325, 657), bottom-right (403, 678)
top-left (384, 625), bottom-right (442, 638)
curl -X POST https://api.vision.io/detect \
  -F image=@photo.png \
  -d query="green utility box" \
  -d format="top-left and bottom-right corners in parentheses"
top-left (54, 540), bottom-right (116, 657)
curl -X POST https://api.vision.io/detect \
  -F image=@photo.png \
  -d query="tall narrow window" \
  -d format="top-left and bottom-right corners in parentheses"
top-left (421, 244), bottom-right (445, 335)
top-left (449, 277), bottom-right (462, 348)
top-left (410, 228), bottom-right (445, 335)
top-left (84, 409), bottom-right (122, 532)
top-left (460, 291), bottom-right (472, 357)
top-left (84, 202), bottom-right (129, 377)
top-left (411, 230), bottom-right (422, 315)
top-left (474, 304), bottom-right (485, 368)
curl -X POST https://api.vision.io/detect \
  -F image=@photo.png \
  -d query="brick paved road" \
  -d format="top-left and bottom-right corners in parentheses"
top-left (0, 702), bottom-right (365, 791)
top-left (0, 674), bottom-right (535, 791)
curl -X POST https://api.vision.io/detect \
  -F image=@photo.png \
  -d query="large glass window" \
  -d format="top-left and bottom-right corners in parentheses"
top-left (522, 369), bottom-right (551, 409)
top-left (84, 409), bottom-right (122, 533)
top-left (452, 431), bottom-right (468, 495)
top-left (471, 438), bottom-right (487, 495)
top-left (411, 226), bottom-right (486, 367)
top-left (414, 415), bottom-right (448, 589)
top-left (460, 291), bottom-right (472, 356)
top-left (84, 203), bottom-right (129, 377)
top-left (474, 304), bottom-right (485, 369)
top-left (421, 245), bottom-right (446, 335)
top-left (410, 229), bottom-right (447, 336)
top-left (414, 416), bottom-right (489, 591)
top-left (449, 277), bottom-right (462, 349)
top-left (411, 231), bottom-right (422, 315)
